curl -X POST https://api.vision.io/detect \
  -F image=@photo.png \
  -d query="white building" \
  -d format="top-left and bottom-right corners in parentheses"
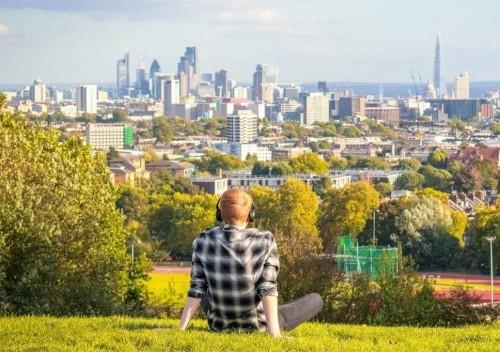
top-left (29, 80), bottom-right (47, 103)
top-left (163, 79), bottom-right (180, 116)
top-left (76, 85), bottom-right (97, 114)
top-left (455, 72), bottom-right (470, 99)
top-left (226, 110), bottom-right (258, 143)
top-left (304, 92), bottom-right (329, 125)
top-left (232, 86), bottom-right (249, 100)
top-left (86, 123), bottom-right (129, 150)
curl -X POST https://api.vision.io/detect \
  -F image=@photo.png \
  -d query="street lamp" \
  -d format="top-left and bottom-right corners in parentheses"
top-left (372, 210), bottom-right (379, 246)
top-left (485, 236), bottom-right (496, 307)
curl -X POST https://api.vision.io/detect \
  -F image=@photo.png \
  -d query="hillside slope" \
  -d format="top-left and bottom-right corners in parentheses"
top-left (1, 317), bottom-right (499, 352)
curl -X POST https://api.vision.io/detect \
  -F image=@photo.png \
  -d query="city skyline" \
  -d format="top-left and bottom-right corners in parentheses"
top-left (0, 0), bottom-right (499, 84)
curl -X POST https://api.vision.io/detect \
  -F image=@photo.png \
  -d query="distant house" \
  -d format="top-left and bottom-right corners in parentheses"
top-left (450, 146), bottom-right (500, 168)
top-left (145, 160), bottom-right (196, 178)
top-left (109, 156), bottom-right (150, 185)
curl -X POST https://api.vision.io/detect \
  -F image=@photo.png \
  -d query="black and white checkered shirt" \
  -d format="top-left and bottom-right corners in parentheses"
top-left (187, 225), bottom-right (280, 332)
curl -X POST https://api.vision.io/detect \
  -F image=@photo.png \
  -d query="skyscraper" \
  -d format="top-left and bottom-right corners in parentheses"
top-left (252, 64), bottom-right (279, 103)
top-left (318, 81), bottom-right (329, 93)
top-left (116, 52), bottom-right (130, 98)
top-left (433, 34), bottom-right (442, 96)
top-left (149, 60), bottom-right (161, 99)
top-left (135, 58), bottom-right (149, 96)
top-left (214, 69), bottom-right (228, 98)
top-left (76, 85), bottom-right (97, 114)
top-left (177, 47), bottom-right (198, 94)
top-left (455, 72), bottom-right (470, 99)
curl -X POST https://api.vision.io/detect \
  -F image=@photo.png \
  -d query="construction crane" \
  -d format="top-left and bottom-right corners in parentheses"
top-left (410, 69), bottom-right (419, 97)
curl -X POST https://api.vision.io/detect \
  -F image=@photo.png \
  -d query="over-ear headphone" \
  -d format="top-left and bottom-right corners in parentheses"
top-left (216, 197), bottom-right (256, 223)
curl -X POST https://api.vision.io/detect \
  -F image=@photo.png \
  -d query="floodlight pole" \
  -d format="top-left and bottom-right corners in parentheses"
top-left (372, 210), bottom-right (377, 246)
top-left (485, 236), bottom-right (496, 307)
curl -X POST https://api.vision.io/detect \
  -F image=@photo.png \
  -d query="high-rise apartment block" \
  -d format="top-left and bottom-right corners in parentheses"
top-left (455, 72), bottom-right (470, 99)
top-left (86, 123), bottom-right (134, 150)
top-left (163, 79), bottom-right (180, 116)
top-left (76, 85), bottom-right (97, 114)
top-left (226, 110), bottom-right (258, 143)
top-left (116, 52), bottom-right (130, 98)
top-left (304, 93), bottom-right (329, 125)
top-left (338, 96), bottom-right (366, 118)
top-left (29, 80), bottom-right (47, 103)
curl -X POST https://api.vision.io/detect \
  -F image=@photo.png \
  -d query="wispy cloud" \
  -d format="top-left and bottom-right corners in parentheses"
top-left (0, 24), bottom-right (9, 35)
top-left (218, 9), bottom-right (285, 26)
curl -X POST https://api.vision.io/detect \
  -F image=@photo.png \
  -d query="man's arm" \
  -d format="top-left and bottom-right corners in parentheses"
top-left (178, 297), bottom-right (201, 330)
top-left (179, 237), bottom-right (207, 330)
top-left (262, 295), bottom-right (281, 338)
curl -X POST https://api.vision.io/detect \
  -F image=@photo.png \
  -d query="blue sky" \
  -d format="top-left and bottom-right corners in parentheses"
top-left (0, 0), bottom-right (498, 84)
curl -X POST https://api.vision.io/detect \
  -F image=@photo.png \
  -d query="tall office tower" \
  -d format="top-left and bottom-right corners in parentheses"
top-left (252, 64), bottom-right (279, 102)
top-left (318, 81), bottom-right (329, 93)
top-left (29, 79), bottom-right (47, 103)
top-left (226, 110), bottom-right (258, 143)
top-left (149, 60), bottom-right (161, 98)
top-left (135, 58), bottom-right (149, 96)
top-left (433, 34), bottom-right (442, 96)
top-left (214, 69), bottom-right (229, 98)
top-left (163, 79), bottom-right (180, 116)
top-left (338, 96), bottom-right (366, 118)
top-left (304, 93), bottom-right (329, 125)
top-left (116, 52), bottom-right (130, 98)
top-left (76, 85), bottom-right (97, 114)
top-left (177, 47), bottom-right (198, 94)
top-left (232, 86), bottom-right (248, 100)
top-left (455, 72), bottom-right (470, 99)
top-left (178, 71), bottom-right (190, 99)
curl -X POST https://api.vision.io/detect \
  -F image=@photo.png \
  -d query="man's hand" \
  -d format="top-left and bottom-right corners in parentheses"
top-left (178, 297), bottom-right (201, 330)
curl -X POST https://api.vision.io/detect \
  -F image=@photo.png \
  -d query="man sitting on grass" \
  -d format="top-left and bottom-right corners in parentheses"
top-left (179, 189), bottom-right (323, 338)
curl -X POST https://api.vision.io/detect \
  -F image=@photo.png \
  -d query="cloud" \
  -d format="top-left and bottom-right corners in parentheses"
top-left (218, 9), bottom-right (285, 25)
top-left (0, 24), bottom-right (9, 34)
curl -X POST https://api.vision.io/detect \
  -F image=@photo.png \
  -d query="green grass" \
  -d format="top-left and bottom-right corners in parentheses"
top-left (0, 316), bottom-right (498, 352)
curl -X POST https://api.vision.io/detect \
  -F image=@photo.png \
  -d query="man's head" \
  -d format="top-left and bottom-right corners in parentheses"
top-left (217, 189), bottom-right (254, 225)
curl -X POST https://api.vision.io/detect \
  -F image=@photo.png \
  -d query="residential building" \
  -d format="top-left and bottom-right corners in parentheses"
top-left (146, 160), bottom-right (196, 178)
top-left (192, 177), bottom-right (229, 195)
top-left (304, 93), bottom-right (329, 125)
top-left (86, 123), bottom-right (133, 150)
top-left (29, 79), bottom-right (47, 103)
top-left (365, 106), bottom-right (400, 124)
top-left (226, 110), bottom-right (258, 143)
top-left (163, 79), bottom-right (180, 116)
top-left (76, 85), bottom-right (97, 114)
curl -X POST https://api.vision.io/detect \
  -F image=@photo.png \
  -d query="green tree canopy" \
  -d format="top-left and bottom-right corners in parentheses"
top-left (427, 148), bottom-right (448, 169)
top-left (0, 108), bottom-right (137, 314)
top-left (419, 165), bottom-right (453, 192)
top-left (195, 151), bottom-right (246, 175)
top-left (398, 158), bottom-right (422, 171)
top-left (319, 181), bottom-right (380, 252)
top-left (394, 171), bottom-right (425, 190)
top-left (152, 117), bottom-right (174, 144)
top-left (289, 152), bottom-right (329, 175)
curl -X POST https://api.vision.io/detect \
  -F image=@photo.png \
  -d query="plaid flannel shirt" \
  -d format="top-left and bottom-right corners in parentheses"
top-left (187, 225), bottom-right (280, 332)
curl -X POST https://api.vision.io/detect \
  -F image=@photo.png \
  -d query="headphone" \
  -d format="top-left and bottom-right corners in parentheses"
top-left (216, 197), bottom-right (256, 223)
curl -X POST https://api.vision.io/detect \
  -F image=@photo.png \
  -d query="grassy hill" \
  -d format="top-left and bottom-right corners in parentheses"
top-left (1, 316), bottom-right (498, 352)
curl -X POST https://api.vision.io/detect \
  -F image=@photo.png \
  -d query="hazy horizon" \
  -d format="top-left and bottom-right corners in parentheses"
top-left (0, 0), bottom-right (499, 84)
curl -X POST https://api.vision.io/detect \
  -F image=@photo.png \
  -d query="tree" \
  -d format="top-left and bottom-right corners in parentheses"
top-left (375, 182), bottom-right (393, 198)
top-left (427, 148), bottom-right (448, 169)
top-left (394, 171), bottom-right (425, 190)
top-left (148, 192), bottom-right (217, 257)
top-left (351, 157), bottom-right (391, 170)
top-left (329, 156), bottom-right (348, 169)
top-left (449, 118), bottom-right (466, 134)
top-left (249, 179), bottom-right (321, 248)
top-left (319, 181), bottom-right (380, 252)
top-left (419, 165), bottom-right (453, 192)
top-left (0, 110), bottom-right (141, 314)
top-left (465, 206), bottom-right (500, 275)
top-left (112, 109), bottom-right (127, 122)
top-left (152, 117), bottom-right (174, 144)
top-left (116, 186), bottom-right (149, 222)
top-left (195, 151), bottom-right (246, 175)
top-left (398, 158), bottom-right (422, 171)
top-left (289, 152), bottom-right (329, 175)
top-left (453, 158), bottom-right (499, 192)
top-left (106, 147), bottom-right (120, 162)
top-left (491, 122), bottom-right (500, 136)
top-left (252, 161), bottom-right (292, 176)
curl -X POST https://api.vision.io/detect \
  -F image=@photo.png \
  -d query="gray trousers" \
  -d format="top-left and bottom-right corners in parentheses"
top-left (201, 293), bottom-right (323, 332)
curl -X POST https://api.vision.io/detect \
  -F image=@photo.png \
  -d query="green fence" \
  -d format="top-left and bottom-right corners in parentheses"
top-left (336, 236), bottom-right (398, 279)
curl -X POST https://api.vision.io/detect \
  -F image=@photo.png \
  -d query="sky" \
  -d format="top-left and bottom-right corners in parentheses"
top-left (0, 0), bottom-right (499, 85)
